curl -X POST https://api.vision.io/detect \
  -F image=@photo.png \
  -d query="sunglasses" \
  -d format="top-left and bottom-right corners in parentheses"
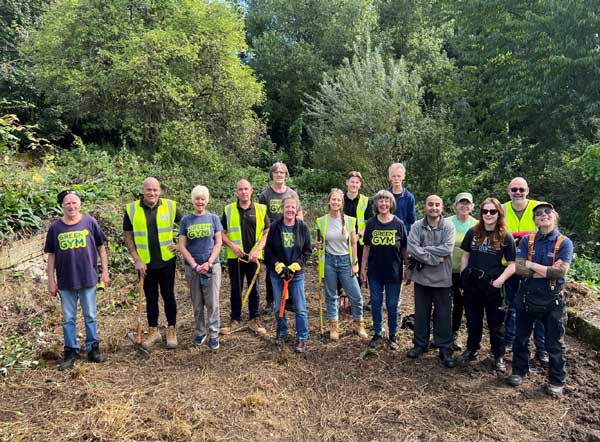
top-left (534, 208), bottom-right (553, 217)
top-left (510, 187), bottom-right (526, 193)
top-left (481, 209), bottom-right (498, 215)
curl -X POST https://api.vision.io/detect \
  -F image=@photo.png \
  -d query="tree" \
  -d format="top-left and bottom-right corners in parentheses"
top-left (26, 0), bottom-right (265, 158)
top-left (245, 0), bottom-right (376, 149)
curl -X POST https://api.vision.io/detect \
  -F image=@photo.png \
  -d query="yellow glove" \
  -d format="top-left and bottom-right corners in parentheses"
top-left (288, 262), bottom-right (301, 273)
top-left (275, 262), bottom-right (286, 275)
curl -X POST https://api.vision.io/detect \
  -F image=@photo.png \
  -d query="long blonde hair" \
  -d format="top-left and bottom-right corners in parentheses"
top-left (327, 188), bottom-right (347, 238)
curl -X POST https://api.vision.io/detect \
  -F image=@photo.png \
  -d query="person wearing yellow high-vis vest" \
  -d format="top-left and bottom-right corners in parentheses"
top-left (343, 171), bottom-right (372, 278)
top-left (124, 177), bottom-right (182, 349)
top-left (502, 177), bottom-right (548, 366)
top-left (315, 189), bottom-right (367, 341)
top-left (220, 179), bottom-right (270, 338)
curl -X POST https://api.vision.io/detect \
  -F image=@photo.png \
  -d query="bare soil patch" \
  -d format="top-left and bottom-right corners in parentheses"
top-left (1, 263), bottom-right (599, 442)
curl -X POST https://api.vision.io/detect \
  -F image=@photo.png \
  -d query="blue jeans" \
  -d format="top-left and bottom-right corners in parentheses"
top-left (504, 275), bottom-right (546, 352)
top-left (59, 286), bottom-right (99, 352)
top-left (270, 272), bottom-right (309, 341)
top-left (368, 278), bottom-right (401, 337)
top-left (324, 254), bottom-right (363, 320)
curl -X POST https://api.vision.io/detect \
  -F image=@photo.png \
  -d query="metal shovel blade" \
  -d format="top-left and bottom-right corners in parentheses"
top-left (127, 331), bottom-right (150, 356)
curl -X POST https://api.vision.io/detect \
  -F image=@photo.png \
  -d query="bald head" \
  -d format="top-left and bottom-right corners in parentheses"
top-left (141, 177), bottom-right (161, 206)
top-left (236, 178), bottom-right (253, 206)
top-left (425, 194), bottom-right (444, 223)
top-left (507, 176), bottom-right (529, 204)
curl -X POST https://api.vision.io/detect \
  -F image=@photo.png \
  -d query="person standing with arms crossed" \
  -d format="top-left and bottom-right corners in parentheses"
top-left (124, 177), bottom-right (182, 349)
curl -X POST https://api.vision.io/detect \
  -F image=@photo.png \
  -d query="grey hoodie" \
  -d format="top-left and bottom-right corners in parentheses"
top-left (407, 217), bottom-right (455, 288)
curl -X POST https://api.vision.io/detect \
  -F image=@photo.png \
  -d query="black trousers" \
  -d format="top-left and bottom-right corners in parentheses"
top-left (451, 273), bottom-right (464, 334)
top-left (463, 286), bottom-right (506, 358)
top-left (228, 258), bottom-right (260, 321)
top-left (413, 283), bottom-right (453, 357)
top-left (512, 296), bottom-right (567, 386)
top-left (144, 260), bottom-right (177, 326)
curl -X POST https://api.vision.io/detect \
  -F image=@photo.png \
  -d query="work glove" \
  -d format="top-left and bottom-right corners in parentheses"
top-left (288, 262), bottom-right (301, 274)
top-left (275, 262), bottom-right (286, 275)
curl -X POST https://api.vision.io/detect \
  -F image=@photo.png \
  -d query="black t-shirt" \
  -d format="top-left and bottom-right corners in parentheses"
top-left (364, 216), bottom-right (407, 283)
top-left (343, 193), bottom-right (373, 231)
top-left (123, 199), bottom-right (183, 269)
top-left (460, 228), bottom-right (516, 277)
top-left (221, 202), bottom-right (270, 255)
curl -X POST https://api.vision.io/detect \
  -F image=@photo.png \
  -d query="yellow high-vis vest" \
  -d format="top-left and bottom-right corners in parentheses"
top-left (316, 214), bottom-right (356, 281)
top-left (356, 194), bottom-right (368, 245)
top-left (126, 198), bottom-right (176, 264)
top-left (503, 200), bottom-right (538, 233)
top-left (224, 202), bottom-right (267, 259)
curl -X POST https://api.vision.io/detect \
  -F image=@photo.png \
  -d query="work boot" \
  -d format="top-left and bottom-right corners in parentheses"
top-left (145, 327), bottom-right (162, 347)
top-left (506, 373), bottom-right (524, 387)
top-left (352, 320), bottom-right (369, 340)
top-left (494, 357), bottom-right (506, 373)
top-left (545, 383), bottom-right (564, 398)
top-left (329, 320), bottom-right (340, 340)
top-left (535, 351), bottom-right (549, 368)
top-left (220, 320), bottom-right (241, 336)
top-left (457, 349), bottom-right (479, 364)
top-left (58, 349), bottom-right (80, 370)
top-left (407, 346), bottom-right (426, 359)
top-left (440, 352), bottom-right (456, 368)
top-left (249, 318), bottom-right (267, 337)
top-left (87, 342), bottom-right (105, 363)
top-left (166, 325), bottom-right (178, 349)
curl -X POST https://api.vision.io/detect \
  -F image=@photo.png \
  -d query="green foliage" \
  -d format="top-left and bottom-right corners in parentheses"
top-left (0, 335), bottom-right (40, 376)
top-left (570, 255), bottom-right (600, 294)
top-left (26, 0), bottom-right (265, 157)
top-left (292, 168), bottom-right (345, 195)
top-left (0, 113), bottom-right (50, 153)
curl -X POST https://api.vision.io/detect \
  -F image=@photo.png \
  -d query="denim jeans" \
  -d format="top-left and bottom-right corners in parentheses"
top-left (270, 272), bottom-right (309, 341)
top-left (324, 254), bottom-right (363, 321)
top-left (368, 278), bottom-right (401, 337)
top-left (59, 286), bottom-right (99, 352)
top-left (512, 297), bottom-right (567, 386)
top-left (504, 275), bottom-right (546, 352)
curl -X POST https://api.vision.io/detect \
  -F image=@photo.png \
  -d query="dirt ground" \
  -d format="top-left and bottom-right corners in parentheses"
top-left (1, 261), bottom-right (600, 442)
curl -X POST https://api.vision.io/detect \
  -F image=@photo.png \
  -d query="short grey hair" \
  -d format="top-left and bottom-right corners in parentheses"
top-left (372, 190), bottom-right (396, 214)
top-left (270, 161), bottom-right (289, 179)
top-left (388, 162), bottom-right (406, 179)
top-left (191, 185), bottom-right (210, 203)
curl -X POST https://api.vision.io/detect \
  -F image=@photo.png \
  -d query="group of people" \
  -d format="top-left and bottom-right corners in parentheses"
top-left (45, 163), bottom-right (573, 397)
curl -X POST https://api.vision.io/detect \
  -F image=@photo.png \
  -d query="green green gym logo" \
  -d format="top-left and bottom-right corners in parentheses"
top-left (371, 229), bottom-right (397, 246)
top-left (269, 199), bottom-right (283, 214)
top-left (58, 230), bottom-right (89, 250)
top-left (282, 231), bottom-right (294, 248)
top-left (187, 223), bottom-right (212, 239)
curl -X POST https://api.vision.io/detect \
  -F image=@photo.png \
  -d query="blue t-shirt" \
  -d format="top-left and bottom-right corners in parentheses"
top-left (517, 229), bottom-right (573, 290)
top-left (179, 212), bottom-right (223, 264)
top-left (281, 224), bottom-right (295, 263)
top-left (44, 215), bottom-right (108, 291)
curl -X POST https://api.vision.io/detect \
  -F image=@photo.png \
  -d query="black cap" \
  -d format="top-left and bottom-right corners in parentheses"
top-left (57, 190), bottom-right (80, 205)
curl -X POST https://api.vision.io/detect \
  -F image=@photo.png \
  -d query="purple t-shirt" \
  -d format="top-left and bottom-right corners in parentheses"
top-left (44, 215), bottom-right (108, 291)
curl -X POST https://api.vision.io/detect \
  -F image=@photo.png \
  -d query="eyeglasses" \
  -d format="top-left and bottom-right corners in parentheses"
top-left (510, 187), bottom-right (526, 193)
top-left (534, 208), bottom-right (553, 217)
top-left (481, 209), bottom-right (498, 215)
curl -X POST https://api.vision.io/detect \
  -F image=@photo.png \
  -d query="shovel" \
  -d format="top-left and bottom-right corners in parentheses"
top-left (127, 273), bottom-right (150, 356)
top-left (276, 272), bottom-right (293, 350)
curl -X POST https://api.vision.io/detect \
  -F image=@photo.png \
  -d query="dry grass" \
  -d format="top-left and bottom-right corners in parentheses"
top-left (1, 261), bottom-right (600, 442)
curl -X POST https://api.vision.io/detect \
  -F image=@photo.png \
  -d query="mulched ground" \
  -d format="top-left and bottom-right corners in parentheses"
top-left (1, 262), bottom-right (600, 442)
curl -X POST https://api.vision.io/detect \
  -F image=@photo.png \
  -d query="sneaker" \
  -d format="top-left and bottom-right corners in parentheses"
top-left (535, 351), bottom-right (549, 368)
top-left (407, 346), bottom-right (426, 359)
top-left (545, 383), bottom-right (564, 398)
top-left (388, 336), bottom-right (399, 351)
top-left (193, 335), bottom-right (206, 346)
top-left (368, 334), bottom-right (383, 349)
top-left (295, 340), bottom-right (308, 353)
top-left (87, 342), bottom-right (105, 363)
top-left (506, 374), bottom-right (523, 387)
top-left (249, 318), bottom-right (267, 337)
top-left (494, 357), bottom-right (507, 373)
top-left (208, 336), bottom-right (219, 350)
top-left (263, 303), bottom-right (274, 316)
top-left (58, 349), bottom-right (80, 370)
top-left (457, 349), bottom-right (479, 364)
top-left (166, 325), bottom-right (178, 349)
top-left (145, 327), bottom-right (163, 347)
top-left (220, 320), bottom-right (241, 336)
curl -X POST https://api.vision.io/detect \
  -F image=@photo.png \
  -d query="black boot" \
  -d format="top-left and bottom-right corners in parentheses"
top-left (59, 349), bottom-right (80, 370)
top-left (87, 342), bottom-right (105, 363)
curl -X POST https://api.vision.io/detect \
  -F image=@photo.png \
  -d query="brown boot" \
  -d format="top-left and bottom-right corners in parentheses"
top-left (145, 327), bottom-right (162, 347)
top-left (220, 320), bottom-right (240, 336)
top-left (353, 320), bottom-right (369, 341)
top-left (248, 318), bottom-right (267, 337)
top-left (166, 325), bottom-right (178, 349)
top-left (329, 320), bottom-right (339, 341)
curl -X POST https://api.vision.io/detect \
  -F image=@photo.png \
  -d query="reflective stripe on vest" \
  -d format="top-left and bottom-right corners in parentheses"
top-left (356, 194), bottom-right (368, 245)
top-left (224, 202), bottom-right (267, 259)
top-left (316, 214), bottom-right (356, 280)
top-left (126, 198), bottom-right (175, 264)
